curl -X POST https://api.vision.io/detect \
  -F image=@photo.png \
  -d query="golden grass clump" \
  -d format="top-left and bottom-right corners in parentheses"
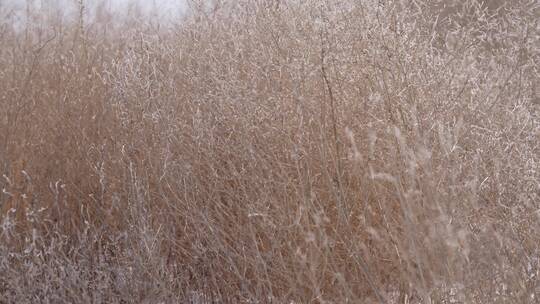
top-left (0, 0), bottom-right (538, 303)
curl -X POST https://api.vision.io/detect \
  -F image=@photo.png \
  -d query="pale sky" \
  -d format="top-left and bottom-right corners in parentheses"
top-left (1, 0), bottom-right (187, 21)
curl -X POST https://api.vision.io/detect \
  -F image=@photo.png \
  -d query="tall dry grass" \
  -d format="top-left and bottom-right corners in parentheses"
top-left (0, 0), bottom-right (538, 303)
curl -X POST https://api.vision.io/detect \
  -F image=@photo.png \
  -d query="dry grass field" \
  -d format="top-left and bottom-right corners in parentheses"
top-left (0, 0), bottom-right (538, 303)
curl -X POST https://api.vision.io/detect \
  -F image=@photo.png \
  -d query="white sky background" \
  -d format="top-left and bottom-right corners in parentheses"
top-left (1, 0), bottom-right (188, 24)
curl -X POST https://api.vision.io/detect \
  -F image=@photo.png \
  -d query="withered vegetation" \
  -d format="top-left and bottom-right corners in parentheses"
top-left (0, 0), bottom-right (538, 303)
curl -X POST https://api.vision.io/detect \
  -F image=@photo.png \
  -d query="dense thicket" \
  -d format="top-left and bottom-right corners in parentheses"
top-left (0, 1), bottom-right (538, 303)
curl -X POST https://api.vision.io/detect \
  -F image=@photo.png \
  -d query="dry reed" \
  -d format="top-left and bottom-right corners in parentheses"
top-left (0, 0), bottom-right (538, 303)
